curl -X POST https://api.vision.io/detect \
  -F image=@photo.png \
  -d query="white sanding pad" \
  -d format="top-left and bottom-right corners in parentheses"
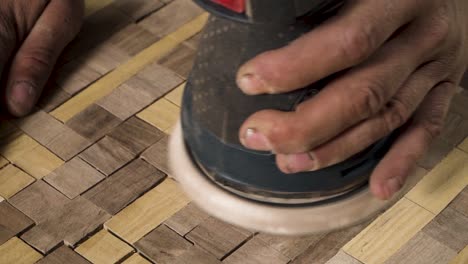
top-left (169, 120), bottom-right (396, 235)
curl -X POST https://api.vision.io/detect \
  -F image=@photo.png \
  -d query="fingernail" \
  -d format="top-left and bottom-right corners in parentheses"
top-left (385, 177), bottom-right (402, 198)
top-left (285, 152), bottom-right (316, 173)
top-left (242, 128), bottom-right (271, 150)
top-left (10, 81), bottom-right (34, 105)
top-left (237, 73), bottom-right (266, 95)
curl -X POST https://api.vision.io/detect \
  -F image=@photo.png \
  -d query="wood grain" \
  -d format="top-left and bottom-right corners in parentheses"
top-left (325, 251), bottom-right (362, 264)
top-left (55, 60), bottom-right (102, 95)
top-left (0, 201), bottom-right (34, 245)
top-left (257, 233), bottom-right (325, 260)
top-left (343, 198), bottom-right (434, 264)
top-left (122, 254), bottom-right (152, 264)
top-left (165, 203), bottom-right (210, 236)
top-left (37, 84), bottom-right (71, 113)
top-left (186, 217), bottom-right (252, 259)
top-left (449, 246), bottom-right (468, 264)
top-left (13, 145), bottom-right (64, 180)
top-left (76, 229), bottom-right (133, 264)
top-left (165, 82), bottom-right (185, 107)
top-left (170, 246), bottom-right (221, 264)
top-left (0, 165), bottom-right (35, 199)
top-left (79, 137), bottom-right (135, 176)
top-left (45, 127), bottom-right (92, 161)
top-left (406, 148), bottom-right (468, 215)
top-left (384, 232), bottom-right (456, 264)
top-left (51, 13), bottom-right (208, 122)
top-left (108, 117), bottom-right (165, 155)
top-left (223, 236), bottom-right (289, 264)
top-left (105, 179), bottom-right (190, 243)
top-left (137, 98), bottom-right (180, 132)
top-left (0, 237), bottom-right (43, 264)
top-left (83, 158), bottom-right (165, 215)
top-left (21, 196), bottom-right (110, 253)
top-left (449, 186), bottom-right (468, 217)
top-left (0, 155), bottom-right (9, 169)
top-left (159, 43), bottom-right (196, 78)
top-left (45, 157), bottom-right (105, 199)
top-left (36, 246), bottom-right (91, 264)
top-left (66, 104), bottom-right (122, 141)
top-left (108, 24), bottom-right (160, 57)
top-left (422, 207), bottom-right (468, 252)
top-left (15, 110), bottom-right (65, 146)
top-left (136, 225), bottom-right (192, 263)
top-left (0, 132), bottom-right (39, 162)
top-left (141, 136), bottom-right (170, 175)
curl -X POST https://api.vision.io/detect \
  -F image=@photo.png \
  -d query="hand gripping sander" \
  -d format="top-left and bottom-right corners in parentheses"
top-left (169, 0), bottom-right (399, 235)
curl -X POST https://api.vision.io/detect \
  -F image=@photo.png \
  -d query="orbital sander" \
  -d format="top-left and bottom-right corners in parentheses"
top-left (169, 0), bottom-right (399, 235)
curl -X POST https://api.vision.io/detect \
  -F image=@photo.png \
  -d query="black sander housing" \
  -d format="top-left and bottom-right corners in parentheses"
top-left (170, 0), bottom-right (399, 234)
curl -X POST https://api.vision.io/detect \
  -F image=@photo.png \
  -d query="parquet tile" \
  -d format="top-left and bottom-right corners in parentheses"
top-left (141, 136), bottom-right (170, 174)
top-left (164, 203), bottom-right (210, 236)
top-left (0, 201), bottom-right (34, 245)
top-left (36, 246), bottom-right (91, 264)
top-left (0, 165), bottom-right (35, 199)
top-left (449, 246), bottom-right (468, 264)
top-left (76, 229), bottom-right (133, 264)
top-left (449, 186), bottom-right (468, 217)
top-left (223, 236), bottom-right (289, 264)
top-left (137, 98), bottom-right (180, 132)
top-left (325, 251), bottom-right (362, 264)
top-left (0, 237), bottom-right (43, 264)
top-left (122, 254), bottom-right (152, 264)
top-left (460, 137), bottom-right (468, 153)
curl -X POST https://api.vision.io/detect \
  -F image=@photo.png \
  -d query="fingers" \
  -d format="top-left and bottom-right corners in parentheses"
top-left (239, 16), bottom-right (437, 154)
top-left (370, 82), bottom-right (456, 199)
top-left (6, 0), bottom-right (84, 116)
top-left (236, 0), bottom-right (425, 95)
top-left (276, 60), bottom-right (448, 173)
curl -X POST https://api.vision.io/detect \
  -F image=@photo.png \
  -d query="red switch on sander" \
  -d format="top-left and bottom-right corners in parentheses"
top-left (169, 0), bottom-right (399, 235)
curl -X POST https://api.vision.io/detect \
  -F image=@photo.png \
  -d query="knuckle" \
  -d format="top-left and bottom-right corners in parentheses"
top-left (351, 79), bottom-right (386, 118)
top-left (339, 25), bottom-right (376, 63)
top-left (21, 46), bottom-right (56, 69)
top-left (421, 120), bottom-right (443, 139)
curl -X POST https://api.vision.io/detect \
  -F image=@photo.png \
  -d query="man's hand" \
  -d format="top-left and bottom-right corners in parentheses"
top-left (0, 0), bottom-right (83, 116)
top-left (237, 0), bottom-right (468, 200)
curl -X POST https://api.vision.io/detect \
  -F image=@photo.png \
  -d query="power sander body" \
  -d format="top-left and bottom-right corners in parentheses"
top-left (170, 0), bottom-right (399, 234)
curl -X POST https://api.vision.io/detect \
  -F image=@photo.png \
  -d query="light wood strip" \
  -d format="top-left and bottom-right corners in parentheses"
top-left (165, 82), bottom-right (185, 107)
top-left (406, 149), bottom-right (468, 215)
top-left (105, 179), bottom-right (190, 243)
top-left (84, 0), bottom-right (114, 17)
top-left (76, 229), bottom-right (133, 264)
top-left (0, 156), bottom-right (9, 168)
top-left (459, 138), bottom-right (468, 153)
top-left (0, 133), bottom-right (39, 162)
top-left (343, 198), bottom-right (434, 264)
top-left (0, 165), bottom-right (35, 199)
top-left (449, 246), bottom-right (468, 264)
top-left (122, 254), bottom-right (152, 264)
top-left (137, 98), bottom-right (180, 132)
top-left (13, 145), bottom-right (64, 180)
top-left (0, 237), bottom-right (43, 264)
top-left (51, 13), bottom-right (208, 122)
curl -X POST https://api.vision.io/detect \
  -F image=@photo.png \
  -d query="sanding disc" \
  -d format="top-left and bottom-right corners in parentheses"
top-left (169, 120), bottom-right (397, 235)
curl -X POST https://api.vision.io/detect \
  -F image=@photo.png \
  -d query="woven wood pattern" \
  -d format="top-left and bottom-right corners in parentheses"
top-left (0, 0), bottom-right (467, 263)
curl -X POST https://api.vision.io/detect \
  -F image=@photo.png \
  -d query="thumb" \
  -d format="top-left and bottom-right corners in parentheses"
top-left (6, 0), bottom-right (83, 116)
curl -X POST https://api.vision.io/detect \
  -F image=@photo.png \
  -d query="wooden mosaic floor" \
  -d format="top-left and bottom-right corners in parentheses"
top-left (0, 0), bottom-right (467, 263)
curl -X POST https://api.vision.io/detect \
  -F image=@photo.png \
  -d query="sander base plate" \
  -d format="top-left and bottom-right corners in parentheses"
top-left (169, 120), bottom-right (397, 235)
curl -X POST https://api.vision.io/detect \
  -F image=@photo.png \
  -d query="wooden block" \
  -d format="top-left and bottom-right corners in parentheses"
top-left (141, 136), bottom-right (170, 175)
top-left (324, 251), bottom-right (362, 264)
top-left (165, 83), bottom-right (185, 107)
top-left (223, 236), bottom-right (289, 264)
top-left (343, 198), bottom-right (434, 264)
top-left (0, 132), bottom-right (39, 162)
top-left (291, 220), bottom-right (372, 264)
top-left (15, 110), bottom-right (65, 145)
top-left (171, 246), bottom-right (221, 264)
top-left (385, 232), bottom-right (456, 264)
top-left (422, 207), bottom-right (468, 252)
top-left (449, 246), bottom-right (468, 264)
top-left (256, 233), bottom-right (325, 260)
top-left (83, 159), bottom-right (165, 215)
top-left (165, 203), bottom-right (210, 236)
top-left (79, 137), bottom-right (135, 176)
top-left (459, 137), bottom-right (468, 153)
top-left (0, 155), bottom-right (9, 168)
top-left (0, 165), bottom-right (34, 199)
top-left (105, 178), bottom-right (190, 243)
top-left (135, 225), bottom-right (192, 263)
top-left (159, 44), bottom-right (196, 78)
top-left (406, 149), bottom-right (468, 215)
top-left (139, 0), bottom-right (204, 38)
top-left (108, 24), bottom-right (160, 57)
top-left (37, 84), bottom-right (71, 113)
top-left (81, 45), bottom-right (130, 76)
top-left (21, 196), bottom-right (110, 253)
top-left (108, 117), bottom-right (165, 155)
top-left (137, 99), bottom-right (180, 132)
top-left (44, 157), bottom-right (105, 199)
top-left (8, 180), bottom-right (70, 223)
top-left (13, 144), bottom-right (64, 179)
top-left (66, 104), bottom-right (122, 142)
top-left (136, 62), bottom-right (185, 94)
top-left (84, 0), bottom-right (114, 17)
top-left (45, 127), bottom-right (92, 161)
top-left (113, 0), bottom-right (165, 21)
top-left (184, 32), bottom-right (202, 50)
top-left (0, 201), bottom-right (34, 245)
top-left (122, 254), bottom-right (152, 264)
top-left (449, 186), bottom-right (468, 217)
top-left (0, 237), bottom-right (43, 264)
top-left (55, 60), bottom-right (102, 95)
top-left (51, 13), bottom-right (208, 122)
top-left (439, 112), bottom-right (468, 147)
top-left (36, 246), bottom-right (91, 264)
top-left (186, 217), bottom-right (252, 259)
top-left (76, 229), bottom-right (133, 264)
top-left (417, 138), bottom-right (453, 170)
